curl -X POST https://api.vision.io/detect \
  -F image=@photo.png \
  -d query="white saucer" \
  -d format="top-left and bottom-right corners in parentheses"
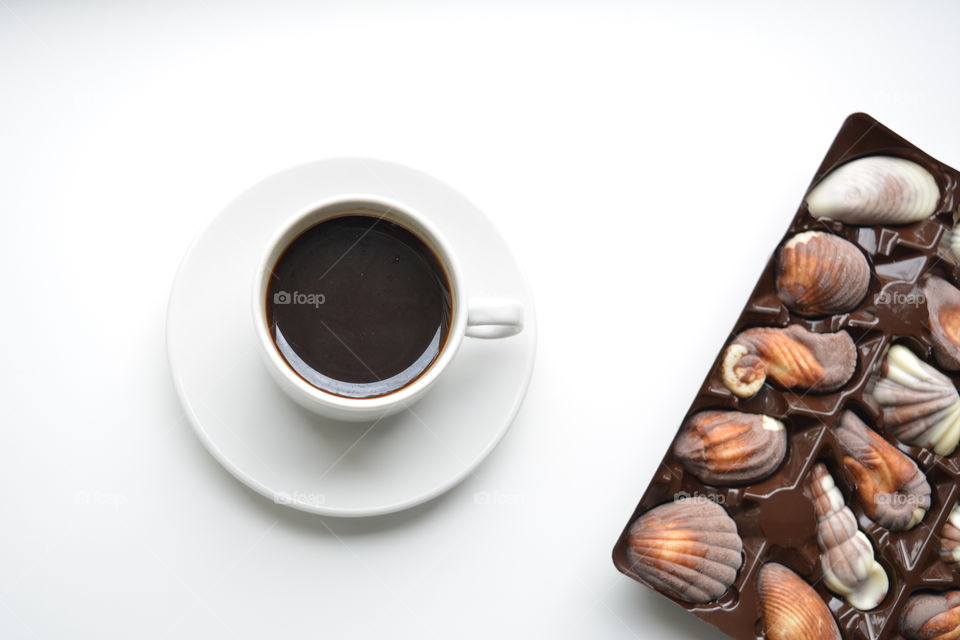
top-left (166, 159), bottom-right (536, 517)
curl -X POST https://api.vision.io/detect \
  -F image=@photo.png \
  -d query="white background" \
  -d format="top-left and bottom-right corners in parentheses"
top-left (2, 1), bottom-right (959, 638)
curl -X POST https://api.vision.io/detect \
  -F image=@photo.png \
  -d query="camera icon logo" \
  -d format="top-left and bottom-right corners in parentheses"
top-left (274, 291), bottom-right (292, 305)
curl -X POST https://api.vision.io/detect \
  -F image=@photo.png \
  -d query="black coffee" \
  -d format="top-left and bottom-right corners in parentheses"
top-left (266, 214), bottom-right (452, 398)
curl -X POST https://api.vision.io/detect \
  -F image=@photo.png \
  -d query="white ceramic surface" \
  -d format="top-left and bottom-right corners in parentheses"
top-left (166, 158), bottom-right (536, 516)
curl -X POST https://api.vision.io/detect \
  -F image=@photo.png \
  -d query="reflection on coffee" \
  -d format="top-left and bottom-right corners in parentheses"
top-left (266, 215), bottom-right (452, 398)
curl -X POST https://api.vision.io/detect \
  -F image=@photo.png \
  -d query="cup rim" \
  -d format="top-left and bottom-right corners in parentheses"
top-left (252, 193), bottom-right (467, 414)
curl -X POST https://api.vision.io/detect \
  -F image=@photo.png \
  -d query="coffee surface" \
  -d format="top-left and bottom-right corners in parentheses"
top-left (266, 215), bottom-right (452, 398)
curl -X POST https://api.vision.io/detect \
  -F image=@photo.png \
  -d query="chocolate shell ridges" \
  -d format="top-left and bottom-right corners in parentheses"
top-left (924, 276), bottom-right (960, 371)
top-left (808, 463), bottom-right (889, 610)
top-left (835, 411), bottom-right (930, 531)
top-left (869, 344), bottom-right (960, 456)
top-left (720, 325), bottom-right (857, 398)
top-left (757, 563), bottom-right (841, 640)
top-left (941, 504), bottom-right (960, 566)
top-left (950, 224), bottom-right (960, 263)
top-left (805, 155), bottom-right (939, 225)
top-left (776, 231), bottom-right (871, 317)
top-left (901, 590), bottom-right (960, 640)
top-left (626, 498), bottom-right (743, 604)
top-left (672, 411), bottom-right (786, 486)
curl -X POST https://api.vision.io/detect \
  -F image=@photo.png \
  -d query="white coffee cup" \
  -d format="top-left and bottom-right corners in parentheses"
top-left (252, 194), bottom-right (524, 422)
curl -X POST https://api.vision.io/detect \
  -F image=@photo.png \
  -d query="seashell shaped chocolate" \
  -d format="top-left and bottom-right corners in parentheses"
top-left (940, 504), bottom-right (960, 566)
top-left (672, 410), bottom-right (786, 486)
top-left (758, 563), bottom-right (841, 640)
top-left (835, 411), bottom-right (930, 531)
top-left (901, 590), bottom-right (960, 640)
top-left (625, 498), bottom-right (743, 604)
top-left (720, 325), bottom-right (856, 398)
top-left (869, 344), bottom-right (960, 456)
top-left (808, 462), bottom-right (888, 610)
top-left (805, 155), bottom-right (939, 225)
top-left (924, 276), bottom-right (960, 370)
top-left (950, 224), bottom-right (960, 263)
top-left (776, 231), bottom-right (870, 317)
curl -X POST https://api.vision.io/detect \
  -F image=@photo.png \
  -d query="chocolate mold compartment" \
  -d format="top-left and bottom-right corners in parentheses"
top-left (800, 113), bottom-right (960, 239)
top-left (817, 408), bottom-right (945, 559)
top-left (611, 413), bottom-right (821, 625)
top-left (922, 493), bottom-right (960, 585)
top-left (612, 410), bottom-right (841, 637)
top-left (698, 232), bottom-right (898, 420)
top-left (883, 469), bottom-right (960, 640)
top-left (799, 397), bottom-right (958, 638)
top-left (798, 453), bottom-right (898, 640)
top-left (904, 466), bottom-right (960, 584)
top-left (784, 219), bottom-right (948, 338)
top-left (698, 320), bottom-right (887, 421)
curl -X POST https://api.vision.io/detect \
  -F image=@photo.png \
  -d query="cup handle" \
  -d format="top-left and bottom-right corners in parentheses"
top-left (465, 298), bottom-right (524, 339)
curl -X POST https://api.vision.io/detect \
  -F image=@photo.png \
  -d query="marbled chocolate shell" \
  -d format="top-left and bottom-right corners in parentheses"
top-left (672, 410), bottom-right (786, 486)
top-left (869, 344), bottom-right (960, 456)
top-left (950, 224), bottom-right (960, 263)
top-left (758, 563), bottom-right (841, 640)
top-left (776, 231), bottom-right (870, 317)
top-left (901, 590), bottom-right (960, 640)
top-left (940, 505), bottom-right (960, 566)
top-left (924, 276), bottom-right (960, 371)
top-left (835, 411), bottom-right (930, 531)
top-left (808, 463), bottom-right (888, 610)
top-left (720, 325), bottom-right (856, 398)
top-left (806, 155), bottom-right (939, 225)
top-left (625, 498), bottom-right (743, 604)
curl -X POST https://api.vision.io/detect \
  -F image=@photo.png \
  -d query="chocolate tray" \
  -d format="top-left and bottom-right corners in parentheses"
top-left (612, 113), bottom-right (960, 640)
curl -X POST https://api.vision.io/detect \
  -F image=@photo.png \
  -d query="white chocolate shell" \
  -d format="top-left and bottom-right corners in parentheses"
top-left (808, 463), bottom-right (888, 610)
top-left (835, 411), bottom-right (930, 531)
top-left (672, 411), bottom-right (786, 486)
top-left (950, 224), bottom-right (960, 263)
top-left (758, 563), bottom-right (841, 640)
top-left (625, 498), bottom-right (743, 604)
top-left (806, 156), bottom-right (939, 225)
top-left (776, 231), bottom-right (870, 317)
top-left (720, 325), bottom-right (856, 398)
top-left (869, 344), bottom-right (960, 456)
top-left (940, 504), bottom-right (960, 566)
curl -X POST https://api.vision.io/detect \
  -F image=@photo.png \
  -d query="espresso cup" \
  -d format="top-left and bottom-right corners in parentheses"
top-left (252, 194), bottom-right (524, 422)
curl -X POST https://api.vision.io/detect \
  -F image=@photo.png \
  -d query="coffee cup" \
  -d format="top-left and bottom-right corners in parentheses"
top-left (252, 194), bottom-right (523, 422)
